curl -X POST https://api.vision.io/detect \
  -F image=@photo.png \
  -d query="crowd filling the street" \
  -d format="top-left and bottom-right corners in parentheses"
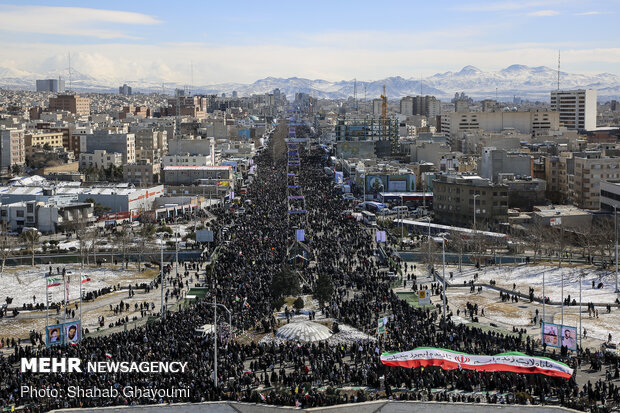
top-left (0, 122), bottom-right (619, 412)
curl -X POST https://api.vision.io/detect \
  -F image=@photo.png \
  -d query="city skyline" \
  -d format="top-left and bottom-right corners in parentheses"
top-left (0, 0), bottom-right (618, 84)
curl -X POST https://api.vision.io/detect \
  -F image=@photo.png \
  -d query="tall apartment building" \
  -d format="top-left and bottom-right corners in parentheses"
top-left (165, 96), bottom-right (207, 118)
top-left (441, 110), bottom-right (559, 138)
top-left (0, 129), bottom-right (25, 170)
top-left (400, 96), bottom-right (441, 117)
top-left (573, 151), bottom-right (620, 209)
top-left (36, 79), bottom-right (65, 93)
top-left (372, 99), bottom-right (383, 116)
top-left (132, 128), bottom-right (167, 163)
top-left (550, 89), bottom-right (597, 131)
top-left (432, 174), bottom-right (509, 228)
top-left (119, 84), bottom-right (132, 95)
top-left (48, 94), bottom-right (91, 115)
top-left (85, 130), bottom-right (135, 164)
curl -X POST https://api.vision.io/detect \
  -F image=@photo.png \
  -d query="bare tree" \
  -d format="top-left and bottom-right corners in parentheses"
top-left (114, 230), bottom-right (130, 269)
top-left (597, 216), bottom-right (616, 267)
top-left (0, 223), bottom-right (12, 273)
top-left (524, 221), bottom-right (548, 263)
top-left (449, 231), bottom-right (468, 272)
top-left (136, 224), bottom-right (156, 272)
top-left (576, 222), bottom-right (601, 265)
top-left (20, 230), bottom-right (40, 267)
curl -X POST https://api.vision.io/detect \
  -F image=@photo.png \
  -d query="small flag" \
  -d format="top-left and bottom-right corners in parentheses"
top-left (259, 393), bottom-right (266, 401)
top-left (47, 278), bottom-right (61, 287)
top-left (105, 353), bottom-right (112, 359)
top-left (81, 274), bottom-right (91, 284)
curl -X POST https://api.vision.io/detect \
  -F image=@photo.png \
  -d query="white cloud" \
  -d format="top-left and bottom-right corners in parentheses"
top-left (528, 9), bottom-right (560, 16)
top-left (457, 0), bottom-right (564, 12)
top-left (0, 5), bottom-right (160, 39)
top-left (574, 11), bottom-right (603, 15)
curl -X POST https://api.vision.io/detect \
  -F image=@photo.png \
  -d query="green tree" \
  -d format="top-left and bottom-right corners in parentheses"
top-left (313, 273), bottom-right (334, 308)
top-left (271, 265), bottom-right (300, 300)
top-left (85, 197), bottom-right (111, 216)
top-left (293, 297), bottom-right (304, 313)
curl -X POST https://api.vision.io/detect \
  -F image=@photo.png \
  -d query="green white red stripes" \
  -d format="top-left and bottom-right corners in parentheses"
top-left (46, 277), bottom-right (61, 287)
top-left (380, 347), bottom-right (573, 379)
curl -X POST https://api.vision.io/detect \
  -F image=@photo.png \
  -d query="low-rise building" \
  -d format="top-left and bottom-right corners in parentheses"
top-left (123, 160), bottom-right (161, 185)
top-left (0, 200), bottom-right (94, 233)
top-left (79, 150), bottom-right (123, 170)
top-left (433, 174), bottom-right (509, 228)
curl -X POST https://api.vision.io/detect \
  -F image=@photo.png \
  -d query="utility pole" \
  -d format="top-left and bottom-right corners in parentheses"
top-left (160, 243), bottom-right (165, 319)
top-left (213, 295), bottom-right (218, 388)
top-left (614, 206), bottom-right (620, 294)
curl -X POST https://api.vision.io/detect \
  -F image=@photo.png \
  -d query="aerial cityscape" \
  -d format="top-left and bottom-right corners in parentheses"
top-left (0, 1), bottom-right (619, 412)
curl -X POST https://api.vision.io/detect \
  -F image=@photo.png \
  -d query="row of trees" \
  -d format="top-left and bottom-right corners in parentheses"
top-left (419, 215), bottom-right (619, 271)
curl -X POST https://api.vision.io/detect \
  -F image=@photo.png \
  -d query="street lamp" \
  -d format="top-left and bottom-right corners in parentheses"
top-left (422, 215), bottom-right (432, 279)
top-left (615, 206), bottom-right (619, 293)
top-left (206, 297), bottom-right (232, 389)
top-left (473, 193), bottom-right (480, 267)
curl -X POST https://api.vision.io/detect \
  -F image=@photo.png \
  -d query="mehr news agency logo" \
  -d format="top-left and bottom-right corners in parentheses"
top-left (20, 358), bottom-right (190, 399)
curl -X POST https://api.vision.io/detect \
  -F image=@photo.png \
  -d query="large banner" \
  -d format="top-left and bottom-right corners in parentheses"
top-left (542, 323), bottom-right (560, 347)
top-left (380, 347), bottom-right (573, 379)
top-left (561, 326), bottom-right (577, 351)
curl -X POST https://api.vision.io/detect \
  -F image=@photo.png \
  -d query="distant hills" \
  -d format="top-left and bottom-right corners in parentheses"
top-left (1, 64), bottom-right (619, 101)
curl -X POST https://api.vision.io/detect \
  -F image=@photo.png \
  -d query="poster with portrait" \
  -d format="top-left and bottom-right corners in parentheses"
top-left (64, 321), bottom-right (81, 344)
top-left (46, 324), bottom-right (64, 346)
top-left (560, 326), bottom-right (577, 351)
top-left (542, 323), bottom-right (560, 348)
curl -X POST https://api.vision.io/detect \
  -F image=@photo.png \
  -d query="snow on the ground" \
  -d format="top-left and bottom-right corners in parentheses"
top-left (446, 264), bottom-right (619, 304)
top-left (0, 265), bottom-right (153, 307)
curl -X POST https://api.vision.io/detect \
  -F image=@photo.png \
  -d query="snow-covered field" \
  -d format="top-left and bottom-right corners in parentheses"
top-left (447, 264), bottom-right (618, 304)
top-left (0, 265), bottom-right (154, 307)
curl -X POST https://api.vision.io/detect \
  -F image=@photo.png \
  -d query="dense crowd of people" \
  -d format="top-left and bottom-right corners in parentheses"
top-left (0, 123), bottom-right (618, 412)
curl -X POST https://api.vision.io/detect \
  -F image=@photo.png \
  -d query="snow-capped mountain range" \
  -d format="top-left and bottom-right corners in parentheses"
top-left (1, 64), bottom-right (619, 101)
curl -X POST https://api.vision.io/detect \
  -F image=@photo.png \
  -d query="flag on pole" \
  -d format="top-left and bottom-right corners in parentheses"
top-left (81, 274), bottom-right (91, 284)
top-left (105, 353), bottom-right (112, 359)
top-left (47, 278), bottom-right (61, 287)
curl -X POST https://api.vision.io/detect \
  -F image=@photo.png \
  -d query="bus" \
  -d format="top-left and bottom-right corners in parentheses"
top-left (365, 201), bottom-right (387, 214)
top-left (362, 211), bottom-right (377, 226)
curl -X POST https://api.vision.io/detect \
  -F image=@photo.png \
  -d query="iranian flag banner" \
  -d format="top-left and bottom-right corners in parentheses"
top-left (81, 274), bottom-right (91, 284)
top-left (46, 277), bottom-right (62, 287)
top-left (380, 347), bottom-right (573, 379)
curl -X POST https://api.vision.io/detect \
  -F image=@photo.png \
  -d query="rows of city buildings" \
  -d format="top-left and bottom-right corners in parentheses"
top-left (314, 88), bottom-right (620, 232)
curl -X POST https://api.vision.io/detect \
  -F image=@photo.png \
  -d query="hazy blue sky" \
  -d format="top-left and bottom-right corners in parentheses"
top-left (0, 0), bottom-right (617, 83)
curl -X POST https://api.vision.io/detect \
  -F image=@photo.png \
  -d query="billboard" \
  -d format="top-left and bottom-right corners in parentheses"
top-left (542, 323), bottom-right (560, 347)
top-left (561, 326), bottom-right (578, 351)
top-left (196, 230), bottom-right (214, 243)
top-left (47, 320), bottom-right (81, 346)
top-left (417, 289), bottom-right (431, 306)
top-left (376, 231), bottom-right (387, 243)
top-left (366, 175), bottom-right (387, 193)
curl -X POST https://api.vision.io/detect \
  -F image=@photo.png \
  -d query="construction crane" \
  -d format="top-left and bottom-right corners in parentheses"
top-left (380, 85), bottom-right (388, 139)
